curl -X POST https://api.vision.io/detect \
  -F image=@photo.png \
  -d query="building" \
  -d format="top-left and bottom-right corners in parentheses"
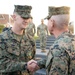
top-left (0, 14), bottom-right (14, 27)
top-left (0, 14), bottom-right (9, 25)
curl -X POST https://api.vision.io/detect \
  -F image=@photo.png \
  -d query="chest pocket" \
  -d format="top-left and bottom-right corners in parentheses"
top-left (6, 39), bottom-right (20, 56)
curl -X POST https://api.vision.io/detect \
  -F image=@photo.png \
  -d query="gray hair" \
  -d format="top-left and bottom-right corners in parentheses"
top-left (51, 14), bottom-right (70, 30)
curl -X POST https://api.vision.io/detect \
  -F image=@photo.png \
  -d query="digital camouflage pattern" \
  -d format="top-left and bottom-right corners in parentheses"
top-left (45, 6), bottom-right (70, 20)
top-left (2, 27), bottom-right (9, 32)
top-left (25, 22), bottom-right (36, 37)
top-left (37, 24), bottom-right (48, 50)
top-left (37, 32), bottom-right (75, 75)
top-left (0, 28), bottom-right (36, 75)
top-left (14, 5), bottom-right (32, 19)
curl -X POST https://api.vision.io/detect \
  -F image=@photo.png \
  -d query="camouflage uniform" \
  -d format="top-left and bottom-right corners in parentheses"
top-left (0, 28), bottom-right (36, 75)
top-left (2, 27), bottom-right (9, 32)
top-left (25, 22), bottom-right (36, 37)
top-left (37, 24), bottom-right (48, 51)
top-left (37, 32), bottom-right (75, 75)
top-left (37, 6), bottom-right (75, 75)
top-left (0, 5), bottom-right (36, 75)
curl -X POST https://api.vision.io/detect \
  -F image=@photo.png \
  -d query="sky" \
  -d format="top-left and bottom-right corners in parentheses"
top-left (0, 0), bottom-right (74, 29)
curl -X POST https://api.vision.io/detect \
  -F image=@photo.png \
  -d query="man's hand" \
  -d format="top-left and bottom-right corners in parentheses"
top-left (27, 59), bottom-right (40, 72)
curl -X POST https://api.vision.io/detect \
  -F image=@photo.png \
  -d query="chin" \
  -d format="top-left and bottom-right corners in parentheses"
top-left (21, 26), bottom-right (26, 29)
top-left (22, 25), bottom-right (27, 29)
top-left (23, 27), bottom-right (26, 29)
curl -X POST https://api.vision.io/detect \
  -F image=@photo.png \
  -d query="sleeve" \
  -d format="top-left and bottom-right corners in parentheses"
top-left (37, 59), bottom-right (46, 69)
top-left (37, 49), bottom-right (53, 69)
top-left (0, 38), bottom-right (27, 72)
top-left (48, 44), bottom-right (69, 75)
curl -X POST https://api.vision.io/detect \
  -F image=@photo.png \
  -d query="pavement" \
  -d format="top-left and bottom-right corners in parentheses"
top-left (35, 49), bottom-right (49, 60)
top-left (36, 49), bottom-right (49, 55)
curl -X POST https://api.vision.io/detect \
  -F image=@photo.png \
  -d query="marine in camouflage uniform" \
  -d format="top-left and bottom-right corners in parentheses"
top-left (37, 32), bottom-right (75, 75)
top-left (25, 17), bottom-right (36, 37)
top-left (0, 5), bottom-right (36, 75)
top-left (37, 19), bottom-right (48, 52)
top-left (29, 6), bottom-right (75, 75)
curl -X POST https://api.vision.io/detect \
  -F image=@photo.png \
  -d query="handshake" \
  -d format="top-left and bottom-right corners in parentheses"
top-left (26, 59), bottom-right (40, 73)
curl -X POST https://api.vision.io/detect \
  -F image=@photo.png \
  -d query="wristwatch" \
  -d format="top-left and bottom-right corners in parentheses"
top-left (24, 63), bottom-right (27, 69)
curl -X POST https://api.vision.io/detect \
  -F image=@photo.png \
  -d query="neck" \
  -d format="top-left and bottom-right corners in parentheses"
top-left (53, 29), bottom-right (68, 38)
top-left (54, 31), bottom-right (62, 38)
top-left (11, 25), bottom-right (24, 35)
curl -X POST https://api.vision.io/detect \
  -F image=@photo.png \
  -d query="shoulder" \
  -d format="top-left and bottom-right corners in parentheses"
top-left (26, 34), bottom-right (35, 46)
top-left (2, 27), bottom-right (9, 32)
top-left (0, 31), bottom-right (8, 43)
top-left (26, 34), bottom-right (35, 41)
top-left (0, 29), bottom-right (11, 39)
top-left (53, 34), bottom-right (75, 50)
top-left (0, 31), bottom-right (8, 38)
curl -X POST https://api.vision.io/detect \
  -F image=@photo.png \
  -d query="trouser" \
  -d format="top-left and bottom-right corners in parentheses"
top-left (40, 35), bottom-right (47, 50)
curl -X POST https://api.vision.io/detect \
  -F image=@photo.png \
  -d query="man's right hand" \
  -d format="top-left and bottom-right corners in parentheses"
top-left (27, 59), bottom-right (40, 72)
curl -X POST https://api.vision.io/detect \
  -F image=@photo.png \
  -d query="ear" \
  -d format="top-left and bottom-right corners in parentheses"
top-left (50, 19), bottom-right (54, 28)
top-left (11, 14), bottom-right (16, 21)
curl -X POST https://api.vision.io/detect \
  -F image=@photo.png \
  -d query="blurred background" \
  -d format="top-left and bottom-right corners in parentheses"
top-left (0, 0), bottom-right (74, 34)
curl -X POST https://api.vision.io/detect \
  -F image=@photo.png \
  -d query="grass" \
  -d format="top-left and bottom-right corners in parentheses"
top-left (34, 35), bottom-right (39, 40)
top-left (0, 25), bottom-right (4, 33)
